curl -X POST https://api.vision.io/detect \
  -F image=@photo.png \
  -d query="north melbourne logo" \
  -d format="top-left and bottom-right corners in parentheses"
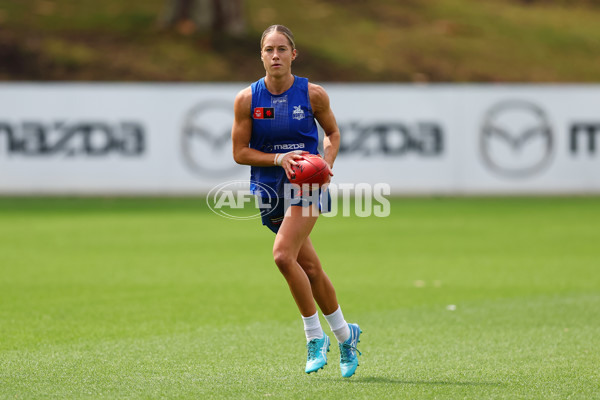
top-left (480, 100), bottom-right (554, 178)
top-left (292, 105), bottom-right (305, 120)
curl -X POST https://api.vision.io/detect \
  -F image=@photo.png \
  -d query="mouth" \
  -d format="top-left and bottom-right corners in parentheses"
top-left (272, 63), bottom-right (282, 68)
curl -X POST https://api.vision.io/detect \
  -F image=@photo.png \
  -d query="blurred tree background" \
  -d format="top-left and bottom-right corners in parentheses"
top-left (0, 0), bottom-right (599, 82)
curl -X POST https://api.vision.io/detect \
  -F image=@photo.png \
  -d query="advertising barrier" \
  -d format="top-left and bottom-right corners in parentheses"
top-left (1, 83), bottom-right (599, 194)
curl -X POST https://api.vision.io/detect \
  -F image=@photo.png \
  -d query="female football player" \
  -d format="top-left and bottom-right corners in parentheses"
top-left (231, 25), bottom-right (361, 377)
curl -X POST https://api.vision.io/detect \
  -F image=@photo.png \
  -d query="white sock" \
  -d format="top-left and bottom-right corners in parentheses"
top-left (324, 305), bottom-right (350, 343)
top-left (302, 311), bottom-right (324, 342)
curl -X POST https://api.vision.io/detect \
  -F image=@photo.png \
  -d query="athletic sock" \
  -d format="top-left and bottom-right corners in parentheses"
top-left (302, 311), bottom-right (324, 342)
top-left (324, 305), bottom-right (350, 343)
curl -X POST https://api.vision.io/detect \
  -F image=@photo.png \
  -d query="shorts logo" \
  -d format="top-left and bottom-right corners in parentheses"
top-left (254, 107), bottom-right (275, 119)
top-left (292, 105), bottom-right (305, 120)
top-left (270, 216), bottom-right (284, 226)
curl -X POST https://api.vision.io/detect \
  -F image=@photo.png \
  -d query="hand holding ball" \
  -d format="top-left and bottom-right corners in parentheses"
top-left (289, 154), bottom-right (331, 186)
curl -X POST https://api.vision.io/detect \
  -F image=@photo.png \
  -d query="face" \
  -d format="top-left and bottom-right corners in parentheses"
top-left (261, 32), bottom-right (296, 77)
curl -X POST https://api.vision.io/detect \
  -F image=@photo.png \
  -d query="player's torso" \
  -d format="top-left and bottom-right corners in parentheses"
top-left (250, 76), bottom-right (319, 154)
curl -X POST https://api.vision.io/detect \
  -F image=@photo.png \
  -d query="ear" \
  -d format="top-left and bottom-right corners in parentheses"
top-left (291, 49), bottom-right (297, 61)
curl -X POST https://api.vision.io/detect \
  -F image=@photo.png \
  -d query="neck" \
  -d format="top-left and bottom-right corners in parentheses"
top-left (264, 73), bottom-right (294, 95)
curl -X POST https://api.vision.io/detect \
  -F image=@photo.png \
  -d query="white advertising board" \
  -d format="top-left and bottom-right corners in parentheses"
top-left (0, 83), bottom-right (599, 194)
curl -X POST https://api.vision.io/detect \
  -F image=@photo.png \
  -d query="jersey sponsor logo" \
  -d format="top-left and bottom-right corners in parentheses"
top-left (292, 105), bottom-right (305, 120)
top-left (253, 107), bottom-right (275, 119)
top-left (273, 143), bottom-right (305, 150)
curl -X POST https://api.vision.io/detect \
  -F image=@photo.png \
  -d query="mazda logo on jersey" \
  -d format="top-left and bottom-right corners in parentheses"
top-left (480, 100), bottom-right (554, 178)
top-left (181, 101), bottom-right (244, 177)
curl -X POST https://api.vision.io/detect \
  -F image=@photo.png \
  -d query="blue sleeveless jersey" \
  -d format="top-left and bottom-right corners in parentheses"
top-left (249, 76), bottom-right (319, 197)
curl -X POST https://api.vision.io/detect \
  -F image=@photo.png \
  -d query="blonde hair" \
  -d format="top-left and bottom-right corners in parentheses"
top-left (260, 25), bottom-right (295, 50)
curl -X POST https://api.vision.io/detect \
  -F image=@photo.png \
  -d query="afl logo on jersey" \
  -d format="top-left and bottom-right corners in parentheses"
top-left (254, 107), bottom-right (275, 119)
top-left (292, 105), bottom-right (305, 121)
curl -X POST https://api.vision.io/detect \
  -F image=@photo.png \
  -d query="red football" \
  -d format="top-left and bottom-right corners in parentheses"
top-left (289, 154), bottom-right (330, 186)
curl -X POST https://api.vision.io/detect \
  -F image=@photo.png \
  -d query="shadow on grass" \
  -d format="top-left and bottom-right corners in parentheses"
top-left (351, 376), bottom-right (503, 387)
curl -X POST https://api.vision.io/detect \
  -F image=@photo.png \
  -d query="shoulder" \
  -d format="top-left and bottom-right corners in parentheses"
top-left (235, 86), bottom-right (252, 103)
top-left (308, 82), bottom-right (330, 113)
top-left (234, 86), bottom-right (252, 116)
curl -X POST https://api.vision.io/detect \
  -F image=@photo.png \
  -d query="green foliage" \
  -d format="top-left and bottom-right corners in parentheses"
top-left (1, 0), bottom-right (600, 81)
top-left (0, 197), bottom-right (599, 398)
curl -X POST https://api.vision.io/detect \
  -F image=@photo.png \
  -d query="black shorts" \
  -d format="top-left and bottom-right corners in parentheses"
top-left (258, 188), bottom-right (331, 234)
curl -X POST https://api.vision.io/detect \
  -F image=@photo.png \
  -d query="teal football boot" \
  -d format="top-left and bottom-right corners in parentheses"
top-left (305, 335), bottom-right (330, 374)
top-left (339, 323), bottom-right (362, 378)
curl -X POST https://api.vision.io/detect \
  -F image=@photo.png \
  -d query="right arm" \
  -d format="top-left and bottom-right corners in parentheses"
top-left (231, 87), bottom-right (305, 178)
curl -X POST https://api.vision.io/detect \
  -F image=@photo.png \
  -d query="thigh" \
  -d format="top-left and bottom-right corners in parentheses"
top-left (273, 202), bottom-right (320, 258)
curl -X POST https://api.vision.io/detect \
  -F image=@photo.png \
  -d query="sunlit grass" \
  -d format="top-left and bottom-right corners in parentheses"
top-left (0, 197), bottom-right (598, 398)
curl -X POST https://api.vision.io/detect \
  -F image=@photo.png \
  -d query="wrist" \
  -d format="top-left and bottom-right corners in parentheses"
top-left (274, 153), bottom-right (284, 166)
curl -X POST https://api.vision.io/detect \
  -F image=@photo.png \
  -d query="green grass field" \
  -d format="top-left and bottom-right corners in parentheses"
top-left (0, 197), bottom-right (598, 399)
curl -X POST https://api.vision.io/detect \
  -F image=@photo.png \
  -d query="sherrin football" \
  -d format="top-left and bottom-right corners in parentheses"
top-left (289, 154), bottom-right (330, 186)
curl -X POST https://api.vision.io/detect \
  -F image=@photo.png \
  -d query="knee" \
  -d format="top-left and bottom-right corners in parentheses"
top-left (273, 248), bottom-right (295, 273)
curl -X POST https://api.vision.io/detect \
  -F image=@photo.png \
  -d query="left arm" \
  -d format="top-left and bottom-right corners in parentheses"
top-left (309, 83), bottom-right (340, 171)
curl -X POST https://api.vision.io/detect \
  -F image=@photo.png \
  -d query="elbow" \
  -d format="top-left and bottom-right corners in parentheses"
top-left (232, 148), bottom-right (245, 165)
